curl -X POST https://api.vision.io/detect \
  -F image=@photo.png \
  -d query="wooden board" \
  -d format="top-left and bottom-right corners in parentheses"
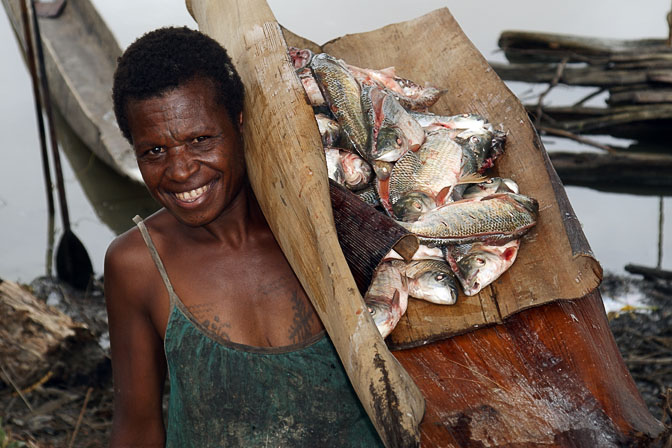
top-left (186, 1), bottom-right (424, 446)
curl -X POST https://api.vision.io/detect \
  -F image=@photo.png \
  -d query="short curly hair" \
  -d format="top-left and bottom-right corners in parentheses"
top-left (112, 26), bottom-right (244, 143)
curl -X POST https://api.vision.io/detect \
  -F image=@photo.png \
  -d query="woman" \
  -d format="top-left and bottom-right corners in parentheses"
top-left (105, 26), bottom-right (383, 447)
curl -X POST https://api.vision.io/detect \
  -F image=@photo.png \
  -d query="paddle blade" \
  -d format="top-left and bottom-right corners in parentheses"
top-left (56, 229), bottom-right (93, 290)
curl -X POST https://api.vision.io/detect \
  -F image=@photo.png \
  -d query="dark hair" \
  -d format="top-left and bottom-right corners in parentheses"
top-left (112, 26), bottom-right (244, 143)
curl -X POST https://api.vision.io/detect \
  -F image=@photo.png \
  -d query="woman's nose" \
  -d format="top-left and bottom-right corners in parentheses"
top-left (167, 146), bottom-right (198, 180)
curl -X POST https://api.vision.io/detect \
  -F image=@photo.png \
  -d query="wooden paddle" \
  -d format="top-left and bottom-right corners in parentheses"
top-left (29, 0), bottom-right (93, 290)
top-left (19, 0), bottom-right (55, 276)
top-left (186, 1), bottom-right (424, 446)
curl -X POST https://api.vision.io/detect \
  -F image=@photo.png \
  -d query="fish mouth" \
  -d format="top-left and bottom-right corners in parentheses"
top-left (173, 181), bottom-right (212, 204)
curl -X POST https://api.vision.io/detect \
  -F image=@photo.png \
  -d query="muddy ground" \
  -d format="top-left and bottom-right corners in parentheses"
top-left (0, 273), bottom-right (670, 447)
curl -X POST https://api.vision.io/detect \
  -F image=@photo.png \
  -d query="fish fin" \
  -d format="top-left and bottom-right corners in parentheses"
top-left (456, 172), bottom-right (488, 185)
top-left (391, 289), bottom-right (400, 306)
top-left (503, 246), bottom-right (517, 261)
top-left (435, 186), bottom-right (452, 206)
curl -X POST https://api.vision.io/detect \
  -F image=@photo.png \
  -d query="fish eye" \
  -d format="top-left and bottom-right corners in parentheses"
top-left (470, 136), bottom-right (480, 144)
top-left (412, 200), bottom-right (422, 210)
top-left (368, 307), bottom-right (376, 316)
top-left (476, 257), bottom-right (486, 265)
top-left (396, 138), bottom-right (403, 146)
top-left (435, 274), bottom-right (445, 281)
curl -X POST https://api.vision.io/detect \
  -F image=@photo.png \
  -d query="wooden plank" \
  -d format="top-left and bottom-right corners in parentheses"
top-left (185, 1), bottom-right (424, 446)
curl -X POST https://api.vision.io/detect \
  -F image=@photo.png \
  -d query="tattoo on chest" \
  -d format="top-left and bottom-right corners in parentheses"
top-left (188, 303), bottom-right (231, 342)
top-left (287, 290), bottom-right (314, 343)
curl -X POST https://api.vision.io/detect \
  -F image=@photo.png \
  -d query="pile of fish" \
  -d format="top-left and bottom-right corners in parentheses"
top-left (289, 47), bottom-right (539, 338)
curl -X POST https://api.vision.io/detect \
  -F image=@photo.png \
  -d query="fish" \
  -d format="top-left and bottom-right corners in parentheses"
top-left (361, 85), bottom-right (425, 162)
top-left (445, 239), bottom-right (520, 296)
top-left (354, 184), bottom-right (380, 207)
top-left (340, 150), bottom-right (373, 191)
top-left (364, 260), bottom-right (408, 338)
top-left (288, 47), bottom-right (314, 70)
top-left (409, 112), bottom-right (507, 172)
top-left (460, 177), bottom-right (519, 200)
top-left (298, 67), bottom-right (326, 108)
top-left (315, 113), bottom-right (341, 146)
top-left (397, 192), bottom-right (539, 246)
top-left (404, 259), bottom-right (459, 305)
top-left (310, 53), bottom-right (370, 158)
top-left (388, 128), bottom-right (484, 220)
top-left (346, 63), bottom-right (444, 110)
top-left (323, 147), bottom-right (372, 191)
top-left (383, 243), bottom-right (445, 263)
top-left (324, 146), bottom-right (345, 186)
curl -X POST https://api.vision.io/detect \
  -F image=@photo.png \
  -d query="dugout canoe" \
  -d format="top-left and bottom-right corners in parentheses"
top-left (187, 2), bottom-right (664, 446)
top-left (1, 0), bottom-right (142, 184)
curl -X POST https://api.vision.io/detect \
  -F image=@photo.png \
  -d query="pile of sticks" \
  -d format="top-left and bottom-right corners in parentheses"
top-left (490, 30), bottom-right (672, 193)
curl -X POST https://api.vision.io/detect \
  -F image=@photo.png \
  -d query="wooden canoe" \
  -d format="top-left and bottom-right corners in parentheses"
top-left (1, 0), bottom-right (142, 184)
top-left (187, 3), bottom-right (665, 446)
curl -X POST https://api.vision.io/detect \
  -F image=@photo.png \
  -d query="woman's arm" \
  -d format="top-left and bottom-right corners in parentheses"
top-left (105, 235), bottom-right (167, 447)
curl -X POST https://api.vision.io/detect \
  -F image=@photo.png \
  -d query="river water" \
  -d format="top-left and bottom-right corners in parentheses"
top-left (1, 0), bottom-right (671, 283)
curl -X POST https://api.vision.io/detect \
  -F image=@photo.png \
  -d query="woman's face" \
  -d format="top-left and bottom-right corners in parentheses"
top-left (127, 77), bottom-right (246, 227)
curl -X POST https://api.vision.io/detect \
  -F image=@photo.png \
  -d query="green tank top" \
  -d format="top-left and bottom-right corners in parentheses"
top-left (134, 216), bottom-right (383, 447)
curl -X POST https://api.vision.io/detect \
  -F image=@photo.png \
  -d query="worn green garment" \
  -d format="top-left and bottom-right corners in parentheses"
top-left (133, 216), bottom-right (384, 447)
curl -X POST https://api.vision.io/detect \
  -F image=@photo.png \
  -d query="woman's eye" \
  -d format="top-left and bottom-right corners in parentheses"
top-left (150, 146), bottom-right (164, 154)
top-left (192, 136), bottom-right (209, 143)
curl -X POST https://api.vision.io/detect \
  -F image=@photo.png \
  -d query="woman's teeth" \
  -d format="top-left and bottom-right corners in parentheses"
top-left (175, 184), bottom-right (209, 202)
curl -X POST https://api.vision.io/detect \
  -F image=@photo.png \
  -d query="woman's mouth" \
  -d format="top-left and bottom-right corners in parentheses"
top-left (174, 183), bottom-right (210, 203)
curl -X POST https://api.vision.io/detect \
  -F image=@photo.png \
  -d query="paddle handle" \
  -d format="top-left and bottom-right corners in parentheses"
top-left (29, 0), bottom-right (70, 231)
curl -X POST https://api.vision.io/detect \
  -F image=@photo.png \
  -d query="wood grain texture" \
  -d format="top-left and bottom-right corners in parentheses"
top-left (186, 1), bottom-right (424, 446)
top-left (393, 291), bottom-right (665, 446)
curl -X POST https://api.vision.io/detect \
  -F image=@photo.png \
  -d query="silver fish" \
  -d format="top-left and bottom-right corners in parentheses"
top-left (361, 85), bottom-right (424, 162)
top-left (288, 47), bottom-right (314, 70)
top-left (364, 260), bottom-right (408, 338)
top-left (446, 240), bottom-right (520, 296)
top-left (405, 259), bottom-right (459, 305)
top-left (315, 113), bottom-right (341, 146)
top-left (346, 63), bottom-right (444, 110)
top-left (311, 53), bottom-right (370, 158)
top-left (461, 177), bottom-right (519, 200)
top-left (298, 67), bottom-right (326, 107)
top-left (398, 192), bottom-right (538, 246)
top-left (323, 147), bottom-right (372, 191)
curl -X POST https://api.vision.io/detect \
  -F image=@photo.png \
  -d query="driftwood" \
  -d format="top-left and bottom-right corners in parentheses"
top-left (549, 151), bottom-right (672, 194)
top-left (0, 278), bottom-right (105, 390)
top-left (498, 31), bottom-right (672, 64)
top-left (494, 30), bottom-right (672, 141)
top-left (625, 264), bottom-right (672, 281)
top-left (528, 104), bottom-right (672, 140)
top-left (491, 61), bottom-right (672, 88)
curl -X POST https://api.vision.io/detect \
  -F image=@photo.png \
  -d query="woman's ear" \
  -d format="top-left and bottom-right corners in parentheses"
top-left (238, 111), bottom-right (244, 127)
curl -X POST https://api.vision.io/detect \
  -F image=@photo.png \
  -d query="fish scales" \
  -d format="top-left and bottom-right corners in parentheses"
top-left (390, 128), bottom-right (463, 205)
top-left (311, 54), bottom-right (370, 159)
top-left (399, 193), bottom-right (538, 243)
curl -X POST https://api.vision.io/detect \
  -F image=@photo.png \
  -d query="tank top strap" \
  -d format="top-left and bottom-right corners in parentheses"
top-left (133, 215), bottom-right (179, 310)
